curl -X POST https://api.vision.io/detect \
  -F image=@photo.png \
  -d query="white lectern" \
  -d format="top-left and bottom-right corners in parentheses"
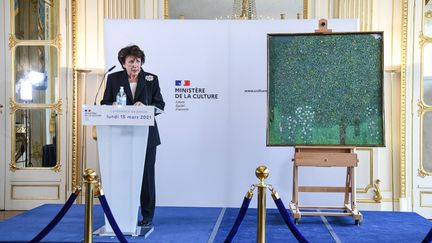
top-left (82, 105), bottom-right (155, 236)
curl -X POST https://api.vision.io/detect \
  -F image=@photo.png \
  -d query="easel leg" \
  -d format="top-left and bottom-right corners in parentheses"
top-left (351, 166), bottom-right (357, 211)
top-left (344, 167), bottom-right (350, 206)
top-left (290, 164), bottom-right (300, 222)
top-left (350, 166), bottom-right (362, 224)
top-left (293, 165), bottom-right (298, 204)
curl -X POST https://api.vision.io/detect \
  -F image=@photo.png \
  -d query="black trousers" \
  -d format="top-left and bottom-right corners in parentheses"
top-left (140, 146), bottom-right (156, 221)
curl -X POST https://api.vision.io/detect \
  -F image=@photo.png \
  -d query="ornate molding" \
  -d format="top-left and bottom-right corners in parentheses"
top-left (9, 98), bottom-right (18, 114)
top-left (52, 163), bottom-right (61, 172)
top-left (9, 98), bottom-right (63, 172)
top-left (358, 198), bottom-right (398, 203)
top-left (419, 31), bottom-right (432, 47)
top-left (8, 34), bottom-right (17, 49)
top-left (399, 0), bottom-right (408, 199)
top-left (53, 99), bottom-right (63, 114)
top-left (420, 191), bottom-right (432, 207)
top-left (71, 0), bottom-right (80, 192)
top-left (373, 179), bottom-right (383, 203)
top-left (357, 179), bottom-right (383, 203)
top-left (418, 100), bottom-right (425, 116)
top-left (358, 185), bottom-right (374, 194)
top-left (419, 31), bottom-right (425, 46)
top-left (9, 163), bottom-right (62, 172)
top-left (303, 0), bottom-right (308, 19)
top-left (418, 100), bottom-right (432, 115)
top-left (9, 163), bottom-right (18, 172)
top-left (9, 98), bottom-right (62, 113)
top-left (54, 34), bottom-right (62, 51)
top-left (164, 0), bottom-right (169, 19)
top-left (356, 148), bottom-right (374, 193)
top-left (418, 168), bottom-right (431, 178)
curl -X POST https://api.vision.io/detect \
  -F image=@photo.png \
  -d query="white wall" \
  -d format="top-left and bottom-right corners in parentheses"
top-left (104, 19), bottom-right (357, 208)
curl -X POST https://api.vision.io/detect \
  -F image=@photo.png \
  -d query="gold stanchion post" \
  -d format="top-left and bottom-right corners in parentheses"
top-left (255, 165), bottom-right (269, 243)
top-left (83, 168), bottom-right (98, 243)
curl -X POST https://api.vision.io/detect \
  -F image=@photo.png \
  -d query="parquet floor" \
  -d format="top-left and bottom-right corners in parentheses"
top-left (0, 211), bottom-right (24, 222)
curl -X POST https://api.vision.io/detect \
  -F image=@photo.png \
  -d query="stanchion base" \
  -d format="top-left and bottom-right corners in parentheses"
top-left (93, 225), bottom-right (154, 237)
top-left (138, 226), bottom-right (154, 237)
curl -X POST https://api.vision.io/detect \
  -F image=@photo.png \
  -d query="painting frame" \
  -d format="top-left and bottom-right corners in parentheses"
top-left (267, 32), bottom-right (385, 147)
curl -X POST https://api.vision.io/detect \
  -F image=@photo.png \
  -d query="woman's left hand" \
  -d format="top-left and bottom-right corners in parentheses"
top-left (134, 101), bottom-right (144, 106)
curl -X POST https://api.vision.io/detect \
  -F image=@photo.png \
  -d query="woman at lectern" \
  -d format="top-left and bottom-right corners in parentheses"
top-left (101, 45), bottom-right (165, 227)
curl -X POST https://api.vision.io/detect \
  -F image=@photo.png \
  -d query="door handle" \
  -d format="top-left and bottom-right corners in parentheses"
top-left (0, 104), bottom-right (3, 114)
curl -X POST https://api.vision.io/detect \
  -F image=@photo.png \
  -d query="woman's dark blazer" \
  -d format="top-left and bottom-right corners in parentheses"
top-left (101, 69), bottom-right (165, 148)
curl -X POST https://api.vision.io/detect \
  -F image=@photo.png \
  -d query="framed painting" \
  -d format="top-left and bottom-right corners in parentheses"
top-left (267, 32), bottom-right (384, 146)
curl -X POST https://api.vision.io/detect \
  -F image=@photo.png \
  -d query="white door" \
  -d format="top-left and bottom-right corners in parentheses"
top-left (412, 0), bottom-right (432, 219)
top-left (412, 77), bottom-right (432, 219)
top-left (3, 0), bottom-right (67, 210)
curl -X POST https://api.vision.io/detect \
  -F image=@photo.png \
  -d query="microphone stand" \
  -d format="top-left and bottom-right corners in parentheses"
top-left (91, 66), bottom-right (115, 141)
top-left (94, 65), bottom-right (116, 105)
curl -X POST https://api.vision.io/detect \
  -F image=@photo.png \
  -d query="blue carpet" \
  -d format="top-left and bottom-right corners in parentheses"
top-left (0, 204), bottom-right (104, 242)
top-left (326, 211), bottom-right (432, 243)
top-left (93, 207), bottom-right (222, 243)
top-left (213, 208), bottom-right (333, 243)
top-left (0, 204), bottom-right (431, 242)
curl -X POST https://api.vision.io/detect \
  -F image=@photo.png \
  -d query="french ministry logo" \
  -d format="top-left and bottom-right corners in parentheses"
top-left (175, 80), bottom-right (190, 86)
top-left (173, 79), bottom-right (220, 112)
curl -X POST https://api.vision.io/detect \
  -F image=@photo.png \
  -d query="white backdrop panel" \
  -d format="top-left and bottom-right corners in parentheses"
top-left (104, 19), bottom-right (357, 207)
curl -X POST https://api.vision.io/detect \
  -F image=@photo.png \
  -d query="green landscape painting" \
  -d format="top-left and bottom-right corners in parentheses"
top-left (267, 32), bottom-right (384, 146)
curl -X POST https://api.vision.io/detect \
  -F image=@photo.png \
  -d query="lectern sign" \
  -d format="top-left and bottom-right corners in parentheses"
top-left (82, 105), bottom-right (154, 126)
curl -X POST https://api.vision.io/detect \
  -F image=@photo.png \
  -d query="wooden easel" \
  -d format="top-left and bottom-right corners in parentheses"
top-left (288, 19), bottom-right (362, 224)
top-left (289, 146), bottom-right (362, 224)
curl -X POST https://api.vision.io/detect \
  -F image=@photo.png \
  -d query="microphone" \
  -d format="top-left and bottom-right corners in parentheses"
top-left (94, 65), bottom-right (116, 105)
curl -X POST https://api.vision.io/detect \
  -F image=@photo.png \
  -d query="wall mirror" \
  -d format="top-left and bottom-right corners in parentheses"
top-left (14, 45), bottom-right (58, 104)
top-left (12, 109), bottom-right (58, 169)
top-left (424, 43), bottom-right (432, 105)
top-left (423, 112), bottom-right (432, 173)
top-left (168, 0), bottom-right (304, 19)
top-left (14, 0), bottom-right (58, 40)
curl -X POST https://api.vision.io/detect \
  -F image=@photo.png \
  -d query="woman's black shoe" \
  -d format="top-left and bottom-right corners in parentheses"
top-left (138, 219), bottom-right (152, 227)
